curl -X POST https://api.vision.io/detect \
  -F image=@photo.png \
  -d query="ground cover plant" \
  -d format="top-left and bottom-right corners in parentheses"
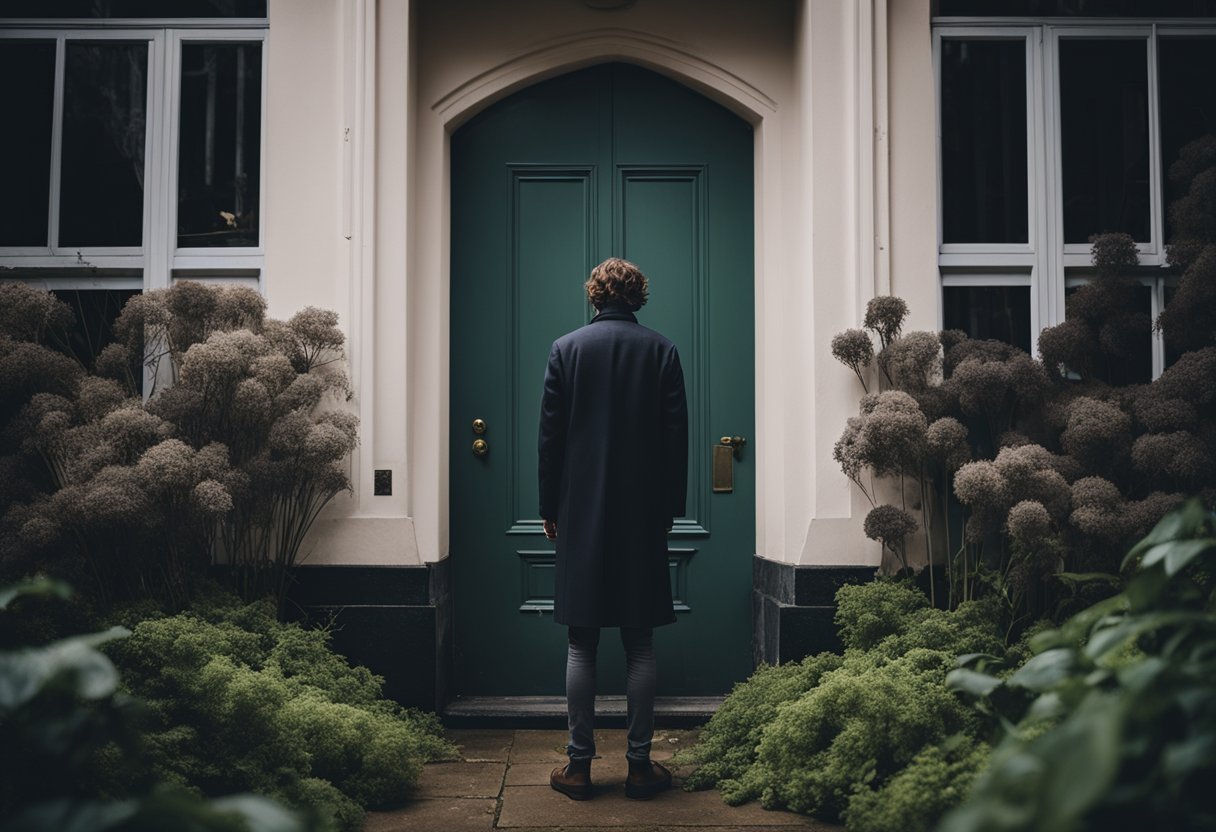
top-left (102, 585), bottom-right (457, 832)
top-left (941, 499), bottom-right (1216, 832)
top-left (0, 282), bottom-right (454, 829)
top-left (675, 580), bottom-right (1006, 831)
top-left (0, 577), bottom-right (319, 832)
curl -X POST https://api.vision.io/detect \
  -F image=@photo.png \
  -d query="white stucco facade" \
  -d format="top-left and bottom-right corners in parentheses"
top-left (260, 0), bottom-right (940, 570)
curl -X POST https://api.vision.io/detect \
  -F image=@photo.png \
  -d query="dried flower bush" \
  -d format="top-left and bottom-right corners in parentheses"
top-left (0, 282), bottom-right (357, 614)
top-left (832, 224), bottom-right (1214, 626)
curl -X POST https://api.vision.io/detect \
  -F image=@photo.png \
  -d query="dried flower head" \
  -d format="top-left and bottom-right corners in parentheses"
top-left (0, 283), bottom-right (75, 343)
top-left (192, 479), bottom-right (234, 515)
top-left (136, 439), bottom-right (196, 492)
top-left (834, 417), bottom-right (864, 481)
top-left (1006, 500), bottom-right (1053, 547)
top-left (856, 392), bottom-right (928, 477)
top-left (831, 329), bottom-right (874, 390)
top-left (863, 504), bottom-right (918, 570)
top-left (1038, 318), bottom-right (1097, 380)
top-left (1131, 431), bottom-right (1210, 488)
top-left (1060, 396), bottom-right (1132, 470)
top-left (925, 417), bottom-right (969, 472)
top-left (881, 331), bottom-right (941, 391)
top-left (1069, 476), bottom-right (1127, 541)
top-left (863, 296), bottom-right (909, 347)
top-left (1089, 232), bottom-right (1140, 278)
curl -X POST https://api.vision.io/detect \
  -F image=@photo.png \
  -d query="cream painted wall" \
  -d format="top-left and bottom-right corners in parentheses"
top-left (261, 0), bottom-right (935, 569)
top-left (887, 0), bottom-right (938, 332)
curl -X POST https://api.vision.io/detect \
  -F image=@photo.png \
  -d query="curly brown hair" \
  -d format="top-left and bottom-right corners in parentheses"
top-left (584, 257), bottom-right (649, 311)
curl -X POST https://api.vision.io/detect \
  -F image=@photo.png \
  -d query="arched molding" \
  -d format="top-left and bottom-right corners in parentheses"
top-left (430, 27), bottom-right (777, 129)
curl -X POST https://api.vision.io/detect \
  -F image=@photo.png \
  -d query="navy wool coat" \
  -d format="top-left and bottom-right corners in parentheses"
top-left (538, 306), bottom-right (688, 628)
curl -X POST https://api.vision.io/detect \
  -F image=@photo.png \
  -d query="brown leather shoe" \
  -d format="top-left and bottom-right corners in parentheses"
top-left (625, 760), bottom-right (672, 800)
top-left (550, 759), bottom-right (593, 800)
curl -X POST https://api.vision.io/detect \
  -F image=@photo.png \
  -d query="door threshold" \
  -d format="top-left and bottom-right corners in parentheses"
top-left (440, 695), bottom-right (724, 729)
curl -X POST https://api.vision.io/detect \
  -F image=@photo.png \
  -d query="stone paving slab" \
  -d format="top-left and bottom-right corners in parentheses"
top-left (497, 784), bottom-right (826, 828)
top-left (364, 797), bottom-right (498, 832)
top-left (364, 728), bottom-right (840, 832)
top-left (505, 761), bottom-right (695, 789)
top-left (413, 761), bottom-right (507, 799)
top-left (448, 728), bottom-right (516, 762)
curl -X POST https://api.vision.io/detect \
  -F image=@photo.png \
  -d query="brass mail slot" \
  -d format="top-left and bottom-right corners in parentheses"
top-left (713, 443), bottom-right (734, 493)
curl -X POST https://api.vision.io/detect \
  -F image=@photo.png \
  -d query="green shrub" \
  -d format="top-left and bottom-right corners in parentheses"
top-left (834, 579), bottom-right (928, 650)
top-left (676, 652), bottom-right (844, 790)
top-left (750, 648), bottom-right (977, 819)
top-left (844, 736), bottom-right (989, 832)
top-left (0, 578), bottom-right (318, 832)
top-left (105, 588), bottom-right (455, 831)
top-left (942, 499), bottom-right (1216, 831)
top-left (684, 580), bottom-right (1005, 826)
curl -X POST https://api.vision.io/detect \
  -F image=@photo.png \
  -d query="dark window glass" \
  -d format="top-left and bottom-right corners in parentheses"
top-left (1063, 281), bottom-right (1153, 384)
top-left (1159, 38), bottom-right (1216, 243)
top-left (935, 0), bottom-right (1216, 15)
top-left (941, 39), bottom-right (1029, 243)
top-left (177, 42), bottom-right (262, 248)
top-left (943, 284), bottom-right (1033, 353)
top-left (59, 42), bottom-right (148, 248)
top-left (48, 288), bottom-right (143, 392)
top-left (1060, 39), bottom-right (1150, 243)
top-left (0, 42), bottom-right (55, 247)
top-left (1, 0), bottom-right (266, 18)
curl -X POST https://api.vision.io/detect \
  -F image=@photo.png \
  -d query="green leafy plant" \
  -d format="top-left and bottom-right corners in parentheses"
top-left (104, 586), bottom-right (457, 831)
top-left (942, 499), bottom-right (1216, 832)
top-left (678, 581), bottom-right (1005, 825)
top-left (0, 577), bottom-right (317, 832)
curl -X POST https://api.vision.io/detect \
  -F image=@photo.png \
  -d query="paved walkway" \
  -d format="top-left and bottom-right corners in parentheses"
top-left (364, 728), bottom-right (841, 832)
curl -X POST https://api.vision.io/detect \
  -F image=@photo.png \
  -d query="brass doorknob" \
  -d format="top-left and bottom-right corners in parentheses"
top-left (472, 438), bottom-right (489, 457)
top-left (472, 418), bottom-right (487, 435)
top-left (720, 435), bottom-right (746, 460)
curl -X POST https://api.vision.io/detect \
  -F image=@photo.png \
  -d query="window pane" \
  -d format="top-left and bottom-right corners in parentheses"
top-left (177, 42), bottom-right (262, 248)
top-left (59, 41), bottom-right (148, 248)
top-left (941, 39), bottom-right (1029, 244)
top-left (1159, 37), bottom-right (1216, 243)
top-left (1060, 39), bottom-right (1150, 243)
top-left (943, 284), bottom-right (1032, 353)
top-left (935, 0), bottom-right (1216, 15)
top-left (1, 0), bottom-right (266, 18)
top-left (0, 42), bottom-right (55, 247)
top-left (49, 288), bottom-right (142, 392)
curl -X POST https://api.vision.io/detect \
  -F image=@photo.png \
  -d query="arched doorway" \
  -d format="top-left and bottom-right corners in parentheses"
top-left (449, 62), bottom-right (755, 696)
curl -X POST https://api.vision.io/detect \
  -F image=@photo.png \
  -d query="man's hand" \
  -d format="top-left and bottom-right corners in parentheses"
top-left (543, 519), bottom-right (558, 541)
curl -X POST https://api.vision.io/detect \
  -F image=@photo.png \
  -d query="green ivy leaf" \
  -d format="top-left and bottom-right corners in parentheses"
top-left (0, 626), bottom-right (130, 709)
top-left (946, 668), bottom-right (1002, 697)
top-left (0, 577), bottom-right (72, 611)
top-left (1008, 649), bottom-right (1076, 692)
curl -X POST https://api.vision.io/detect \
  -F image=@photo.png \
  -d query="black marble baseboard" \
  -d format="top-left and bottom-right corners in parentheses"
top-left (752, 556), bottom-right (875, 666)
top-left (287, 560), bottom-right (451, 710)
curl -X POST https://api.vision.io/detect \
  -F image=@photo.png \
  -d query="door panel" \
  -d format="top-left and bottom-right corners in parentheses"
top-left (451, 63), bottom-right (754, 695)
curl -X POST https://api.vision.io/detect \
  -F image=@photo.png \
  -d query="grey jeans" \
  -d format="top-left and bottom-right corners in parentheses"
top-left (565, 625), bottom-right (656, 764)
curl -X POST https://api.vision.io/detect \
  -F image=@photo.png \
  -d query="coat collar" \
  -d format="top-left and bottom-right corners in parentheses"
top-left (591, 305), bottom-right (638, 324)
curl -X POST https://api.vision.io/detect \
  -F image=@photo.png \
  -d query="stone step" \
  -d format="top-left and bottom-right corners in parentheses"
top-left (441, 695), bottom-right (723, 729)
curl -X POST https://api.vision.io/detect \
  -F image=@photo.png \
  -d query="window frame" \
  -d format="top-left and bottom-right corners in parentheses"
top-left (932, 16), bottom-right (1216, 379)
top-left (0, 17), bottom-right (268, 290)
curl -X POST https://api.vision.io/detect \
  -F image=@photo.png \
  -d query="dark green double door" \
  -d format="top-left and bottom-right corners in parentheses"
top-left (450, 63), bottom-right (754, 696)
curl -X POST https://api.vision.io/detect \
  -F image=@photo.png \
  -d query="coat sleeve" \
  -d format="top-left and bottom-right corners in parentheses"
top-left (662, 345), bottom-right (689, 524)
top-left (537, 341), bottom-right (567, 521)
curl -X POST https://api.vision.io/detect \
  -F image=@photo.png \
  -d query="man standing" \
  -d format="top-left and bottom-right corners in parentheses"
top-left (538, 257), bottom-right (689, 801)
